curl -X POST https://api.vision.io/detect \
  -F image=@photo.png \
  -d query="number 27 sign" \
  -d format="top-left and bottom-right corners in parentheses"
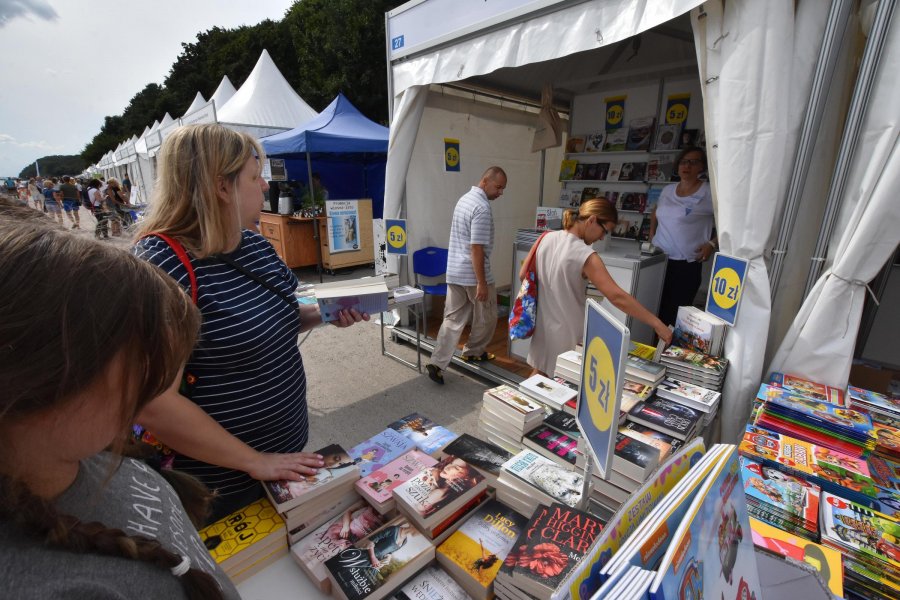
top-left (705, 253), bottom-right (749, 326)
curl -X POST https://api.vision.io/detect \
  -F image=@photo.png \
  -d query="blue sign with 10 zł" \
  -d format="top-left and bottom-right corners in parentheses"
top-left (705, 252), bottom-right (749, 326)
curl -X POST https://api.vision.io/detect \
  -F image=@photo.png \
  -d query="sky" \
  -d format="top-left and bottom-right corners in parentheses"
top-left (0, 0), bottom-right (296, 176)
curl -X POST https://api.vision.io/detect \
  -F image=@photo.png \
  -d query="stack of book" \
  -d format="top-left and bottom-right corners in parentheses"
top-left (624, 354), bottom-right (667, 388)
top-left (518, 374), bottom-right (578, 412)
top-left (655, 376), bottom-right (721, 427)
top-left (522, 414), bottom-right (581, 469)
top-left (394, 566), bottom-right (473, 600)
top-left (495, 449), bottom-right (584, 517)
top-left (769, 371), bottom-right (846, 406)
top-left (739, 456), bottom-right (820, 541)
top-left (324, 515), bottom-right (436, 600)
top-left (493, 503), bottom-right (603, 600)
top-left (621, 421), bottom-right (683, 460)
top-left (479, 385), bottom-right (544, 454)
top-left (387, 413), bottom-right (459, 457)
top-left (347, 428), bottom-right (417, 478)
top-left (820, 490), bottom-right (900, 597)
top-left (626, 397), bottom-right (703, 442)
top-left (393, 455), bottom-right (489, 543)
top-left (849, 385), bottom-right (900, 420)
top-left (673, 305), bottom-right (727, 356)
top-left (290, 499), bottom-right (388, 592)
top-left (199, 498), bottom-right (288, 584)
top-left (354, 449), bottom-right (437, 514)
top-left (659, 345), bottom-right (728, 392)
top-left (262, 443), bottom-right (360, 543)
top-left (554, 349), bottom-right (582, 385)
top-left (436, 498), bottom-right (529, 600)
top-left (584, 431), bottom-right (663, 513)
top-left (439, 433), bottom-right (513, 487)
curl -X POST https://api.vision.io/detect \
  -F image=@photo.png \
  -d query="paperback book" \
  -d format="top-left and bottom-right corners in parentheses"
top-left (673, 305), bottom-right (726, 356)
top-left (659, 346), bottom-right (728, 378)
top-left (348, 429), bottom-right (418, 477)
top-left (440, 433), bottom-right (513, 484)
top-left (627, 398), bottom-right (702, 441)
top-left (625, 117), bottom-right (655, 151)
top-left (613, 431), bottom-right (661, 481)
top-left (316, 277), bottom-right (390, 322)
top-left (653, 124), bottom-right (680, 151)
top-left (542, 411), bottom-right (581, 439)
top-left (394, 456), bottom-right (487, 523)
top-left (559, 160), bottom-right (578, 181)
top-left (584, 132), bottom-right (606, 153)
top-left (394, 566), bottom-right (473, 600)
top-left (263, 444), bottom-right (359, 513)
top-left (523, 425), bottom-right (580, 467)
top-left (199, 498), bottom-right (286, 576)
top-left (739, 456), bottom-right (819, 539)
top-left (603, 129), bottom-right (628, 152)
top-left (355, 450), bottom-right (437, 513)
top-left (388, 413), bottom-right (459, 455)
top-left (500, 449), bottom-right (584, 508)
top-left (617, 162), bottom-right (646, 182)
top-left (519, 374), bottom-right (577, 411)
top-left (655, 377), bottom-right (720, 414)
top-left (819, 491), bottom-right (900, 577)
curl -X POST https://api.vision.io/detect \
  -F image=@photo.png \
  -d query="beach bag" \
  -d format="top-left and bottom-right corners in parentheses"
top-left (508, 232), bottom-right (549, 340)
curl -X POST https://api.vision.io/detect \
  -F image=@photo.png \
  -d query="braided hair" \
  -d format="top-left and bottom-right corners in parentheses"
top-left (0, 217), bottom-right (222, 599)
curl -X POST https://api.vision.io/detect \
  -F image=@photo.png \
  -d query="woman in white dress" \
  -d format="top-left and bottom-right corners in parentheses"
top-left (522, 199), bottom-right (672, 376)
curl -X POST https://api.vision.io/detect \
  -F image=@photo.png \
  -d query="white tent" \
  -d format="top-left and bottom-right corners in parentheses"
top-left (216, 49), bottom-right (318, 139)
top-left (210, 75), bottom-right (237, 111)
top-left (182, 92), bottom-right (207, 117)
top-left (384, 0), bottom-right (894, 442)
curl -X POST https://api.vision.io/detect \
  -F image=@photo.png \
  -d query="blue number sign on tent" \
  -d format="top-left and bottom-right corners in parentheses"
top-left (385, 219), bottom-right (407, 255)
top-left (577, 299), bottom-right (629, 479)
top-left (705, 252), bottom-right (749, 326)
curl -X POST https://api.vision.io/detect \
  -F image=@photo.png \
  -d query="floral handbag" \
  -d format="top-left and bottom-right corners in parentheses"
top-left (508, 232), bottom-right (549, 340)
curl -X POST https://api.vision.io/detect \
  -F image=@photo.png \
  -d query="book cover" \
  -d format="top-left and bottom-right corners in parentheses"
top-left (519, 374), bottom-right (577, 410)
top-left (524, 425), bottom-right (580, 465)
top-left (656, 378), bottom-right (721, 413)
top-left (645, 187), bottom-right (663, 215)
top-left (628, 398), bottom-right (702, 441)
top-left (673, 306), bottom-right (723, 355)
top-left (849, 385), bottom-right (900, 417)
top-left (573, 163), bottom-right (585, 181)
top-left (606, 161), bottom-right (623, 181)
top-left (580, 187), bottom-right (600, 201)
top-left (199, 498), bottom-right (285, 567)
top-left (558, 189), bottom-right (581, 209)
top-left (316, 277), bottom-right (390, 322)
top-left (502, 503), bottom-right (603, 596)
top-left (356, 450), bottom-right (437, 506)
top-left (394, 455), bottom-right (486, 519)
top-left (621, 424), bottom-right (676, 459)
top-left (603, 129), bottom-right (628, 152)
top-left (325, 517), bottom-right (434, 600)
top-left (543, 411), bottom-right (581, 439)
top-left (348, 429), bottom-right (418, 478)
top-left (584, 132), bottom-right (606, 153)
top-left (650, 447), bottom-right (762, 600)
top-left (768, 372), bottom-right (846, 407)
top-left (387, 413), bottom-right (459, 455)
top-left (602, 190), bottom-right (619, 207)
top-left (394, 566), bottom-right (472, 600)
top-left (625, 117), bottom-right (655, 151)
top-left (617, 162), bottom-right (647, 182)
top-left (820, 491), bottom-right (900, 570)
top-left (501, 450), bottom-right (584, 508)
top-left (263, 444), bottom-right (358, 511)
top-left (619, 192), bottom-right (647, 212)
top-left (678, 128), bottom-right (698, 148)
top-left (625, 355), bottom-right (667, 381)
top-left (559, 160), bottom-right (578, 181)
top-left (440, 433), bottom-right (513, 479)
top-left (566, 137), bottom-right (586, 153)
top-left (628, 342), bottom-right (656, 361)
top-left (660, 346), bottom-right (728, 376)
top-left (740, 457), bottom-right (819, 527)
top-left (612, 213), bottom-right (642, 240)
top-left (654, 124), bottom-right (680, 151)
top-left (437, 498), bottom-right (529, 593)
top-left (484, 386), bottom-right (544, 418)
top-left (613, 431), bottom-right (659, 480)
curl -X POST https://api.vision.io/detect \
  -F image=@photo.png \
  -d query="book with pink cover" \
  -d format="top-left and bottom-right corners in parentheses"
top-left (355, 450), bottom-right (437, 507)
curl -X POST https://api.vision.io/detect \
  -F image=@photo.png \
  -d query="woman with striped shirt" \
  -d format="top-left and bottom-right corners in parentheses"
top-left (134, 124), bottom-right (367, 521)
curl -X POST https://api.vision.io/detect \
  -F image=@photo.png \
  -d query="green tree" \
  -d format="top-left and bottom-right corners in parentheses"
top-left (19, 155), bottom-right (86, 179)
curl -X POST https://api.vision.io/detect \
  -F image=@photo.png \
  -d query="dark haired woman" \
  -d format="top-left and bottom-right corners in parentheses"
top-left (649, 147), bottom-right (716, 326)
top-left (521, 199), bottom-right (672, 377)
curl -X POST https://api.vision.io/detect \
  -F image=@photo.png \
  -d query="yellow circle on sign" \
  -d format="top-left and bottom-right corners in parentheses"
top-left (607, 106), bottom-right (624, 126)
top-left (667, 103), bottom-right (689, 124)
top-left (712, 267), bottom-right (741, 310)
top-left (583, 337), bottom-right (616, 433)
top-left (445, 147), bottom-right (459, 167)
top-left (387, 225), bottom-right (406, 249)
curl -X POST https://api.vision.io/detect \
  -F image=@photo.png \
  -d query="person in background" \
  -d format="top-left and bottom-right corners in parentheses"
top-left (649, 147), bottom-right (716, 326)
top-left (426, 166), bottom-right (507, 385)
top-left (87, 179), bottom-right (111, 239)
top-left (122, 171), bottom-right (133, 199)
top-left (133, 124), bottom-right (368, 522)
top-left (522, 199), bottom-right (673, 377)
top-left (58, 175), bottom-right (82, 229)
top-left (0, 214), bottom-right (239, 599)
top-left (105, 177), bottom-right (133, 227)
top-left (27, 178), bottom-right (41, 210)
top-left (41, 178), bottom-right (63, 225)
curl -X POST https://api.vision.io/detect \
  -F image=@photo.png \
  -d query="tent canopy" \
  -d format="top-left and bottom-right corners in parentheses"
top-left (261, 93), bottom-right (389, 157)
top-left (182, 92), bottom-right (207, 117)
top-left (210, 75), bottom-right (237, 110)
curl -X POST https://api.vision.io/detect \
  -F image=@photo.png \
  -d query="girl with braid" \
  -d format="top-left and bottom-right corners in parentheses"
top-left (0, 213), bottom-right (238, 599)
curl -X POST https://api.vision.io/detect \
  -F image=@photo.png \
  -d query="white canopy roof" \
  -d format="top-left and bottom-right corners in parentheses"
top-left (210, 75), bottom-right (237, 110)
top-left (158, 113), bottom-right (175, 128)
top-left (182, 92), bottom-right (207, 117)
top-left (216, 49), bottom-right (317, 133)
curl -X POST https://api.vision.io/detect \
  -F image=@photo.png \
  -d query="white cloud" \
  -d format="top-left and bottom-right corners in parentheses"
top-left (0, 0), bottom-right (59, 28)
top-left (0, 133), bottom-right (61, 151)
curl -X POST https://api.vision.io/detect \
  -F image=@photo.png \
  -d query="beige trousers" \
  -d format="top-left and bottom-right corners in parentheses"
top-left (430, 283), bottom-right (497, 370)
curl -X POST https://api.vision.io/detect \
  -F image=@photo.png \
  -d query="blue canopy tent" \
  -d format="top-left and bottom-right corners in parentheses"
top-left (261, 93), bottom-right (389, 218)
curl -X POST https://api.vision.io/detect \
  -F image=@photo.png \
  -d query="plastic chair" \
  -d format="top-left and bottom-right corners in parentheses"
top-left (413, 246), bottom-right (449, 337)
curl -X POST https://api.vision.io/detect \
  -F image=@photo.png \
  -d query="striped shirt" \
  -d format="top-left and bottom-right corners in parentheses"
top-left (134, 231), bottom-right (307, 500)
top-left (446, 186), bottom-right (494, 286)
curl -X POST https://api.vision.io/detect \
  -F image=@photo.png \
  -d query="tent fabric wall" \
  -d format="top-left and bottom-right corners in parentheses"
top-left (691, 0), bottom-right (829, 442)
top-left (768, 12), bottom-right (900, 388)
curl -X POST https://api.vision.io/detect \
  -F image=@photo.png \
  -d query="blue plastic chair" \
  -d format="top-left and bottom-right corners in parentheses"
top-left (413, 246), bottom-right (449, 337)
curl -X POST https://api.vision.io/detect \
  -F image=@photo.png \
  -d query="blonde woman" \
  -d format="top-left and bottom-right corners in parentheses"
top-left (520, 199), bottom-right (673, 377)
top-left (133, 124), bottom-right (368, 522)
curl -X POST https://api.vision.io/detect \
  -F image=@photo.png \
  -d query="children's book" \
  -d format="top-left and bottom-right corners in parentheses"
top-left (819, 491), bottom-right (900, 572)
top-left (649, 446), bottom-right (762, 600)
top-left (263, 444), bottom-right (359, 513)
top-left (849, 385), bottom-right (900, 418)
top-left (387, 413), bottom-right (459, 455)
top-left (348, 429), bottom-right (418, 478)
top-left (316, 277), bottom-right (390, 322)
top-left (559, 160), bottom-right (578, 181)
top-left (355, 450), bottom-right (437, 511)
top-left (768, 372), bottom-right (846, 407)
top-left (739, 456), bottom-right (819, 536)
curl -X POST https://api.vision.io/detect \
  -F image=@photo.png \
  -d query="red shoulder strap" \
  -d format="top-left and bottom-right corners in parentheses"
top-left (142, 232), bottom-right (198, 305)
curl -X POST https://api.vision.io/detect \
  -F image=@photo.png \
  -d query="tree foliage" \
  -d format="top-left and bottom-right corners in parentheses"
top-left (18, 155), bottom-right (86, 179)
top-left (78, 1), bottom-right (405, 167)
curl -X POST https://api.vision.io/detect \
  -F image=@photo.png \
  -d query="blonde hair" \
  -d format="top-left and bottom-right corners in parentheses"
top-left (562, 198), bottom-right (618, 230)
top-left (135, 124), bottom-right (265, 258)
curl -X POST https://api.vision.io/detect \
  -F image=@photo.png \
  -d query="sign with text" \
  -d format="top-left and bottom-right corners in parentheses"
top-left (444, 138), bottom-right (460, 172)
top-left (705, 252), bottom-right (749, 326)
top-left (665, 93), bottom-right (691, 125)
top-left (325, 200), bottom-right (361, 254)
top-left (577, 298), bottom-right (629, 479)
top-left (385, 219), bottom-right (408, 255)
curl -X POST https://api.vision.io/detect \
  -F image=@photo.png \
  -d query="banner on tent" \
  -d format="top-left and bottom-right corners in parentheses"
top-left (666, 93), bottom-right (691, 125)
top-left (326, 200), bottom-right (361, 254)
top-left (605, 96), bottom-right (626, 129)
top-left (444, 138), bottom-right (460, 172)
top-left (181, 103), bottom-right (217, 126)
top-left (385, 219), bottom-right (407, 255)
top-left (705, 253), bottom-right (749, 326)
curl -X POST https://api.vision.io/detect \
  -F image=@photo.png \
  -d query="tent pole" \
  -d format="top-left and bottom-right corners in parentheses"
top-left (307, 151), bottom-right (324, 283)
top-left (539, 149), bottom-right (546, 206)
top-left (769, 0), bottom-right (853, 301)
top-left (802, 0), bottom-right (897, 299)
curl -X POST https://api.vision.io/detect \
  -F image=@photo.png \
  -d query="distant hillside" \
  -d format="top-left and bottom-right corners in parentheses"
top-left (19, 155), bottom-right (86, 179)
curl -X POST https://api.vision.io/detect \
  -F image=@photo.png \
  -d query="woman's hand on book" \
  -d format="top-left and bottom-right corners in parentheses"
top-left (247, 451), bottom-right (325, 481)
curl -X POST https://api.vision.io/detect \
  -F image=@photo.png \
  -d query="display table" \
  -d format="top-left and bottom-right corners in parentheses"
top-left (237, 553), bottom-right (328, 600)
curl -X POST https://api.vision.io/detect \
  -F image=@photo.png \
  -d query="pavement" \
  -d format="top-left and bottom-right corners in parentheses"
top-left (21, 203), bottom-right (491, 449)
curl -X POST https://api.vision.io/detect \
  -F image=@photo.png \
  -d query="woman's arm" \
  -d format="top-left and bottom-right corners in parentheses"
top-left (649, 208), bottom-right (658, 241)
top-left (136, 378), bottom-right (324, 481)
top-left (583, 254), bottom-right (673, 343)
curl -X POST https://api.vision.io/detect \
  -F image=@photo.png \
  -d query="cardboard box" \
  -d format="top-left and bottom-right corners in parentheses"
top-left (850, 362), bottom-right (896, 394)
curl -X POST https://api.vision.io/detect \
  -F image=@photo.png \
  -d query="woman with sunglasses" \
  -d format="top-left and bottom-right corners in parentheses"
top-left (649, 146), bottom-right (716, 327)
top-left (520, 199), bottom-right (672, 376)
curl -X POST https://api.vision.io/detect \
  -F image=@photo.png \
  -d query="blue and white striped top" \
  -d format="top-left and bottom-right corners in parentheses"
top-left (134, 231), bottom-right (307, 500)
top-left (446, 186), bottom-right (494, 286)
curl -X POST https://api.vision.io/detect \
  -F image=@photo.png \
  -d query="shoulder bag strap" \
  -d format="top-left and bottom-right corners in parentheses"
top-left (142, 232), bottom-right (198, 305)
top-left (214, 252), bottom-right (300, 316)
top-left (529, 231), bottom-right (551, 277)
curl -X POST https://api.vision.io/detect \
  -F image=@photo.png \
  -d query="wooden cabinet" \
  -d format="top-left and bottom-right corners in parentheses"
top-left (315, 199), bottom-right (375, 271)
top-left (258, 213), bottom-right (319, 268)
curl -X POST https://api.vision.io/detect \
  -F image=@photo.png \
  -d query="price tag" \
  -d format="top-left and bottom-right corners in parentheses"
top-left (577, 299), bottom-right (629, 479)
top-left (385, 219), bottom-right (407, 255)
top-left (705, 252), bottom-right (749, 326)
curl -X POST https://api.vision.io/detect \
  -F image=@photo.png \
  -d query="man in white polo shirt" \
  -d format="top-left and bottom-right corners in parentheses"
top-left (426, 166), bottom-right (507, 384)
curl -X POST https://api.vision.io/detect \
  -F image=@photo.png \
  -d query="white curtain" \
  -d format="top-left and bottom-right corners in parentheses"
top-left (691, 0), bottom-right (829, 442)
top-left (768, 14), bottom-right (900, 387)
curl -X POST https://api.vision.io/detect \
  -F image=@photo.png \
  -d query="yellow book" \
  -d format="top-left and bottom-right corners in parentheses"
top-left (559, 159), bottom-right (578, 181)
top-left (199, 498), bottom-right (286, 571)
top-left (628, 341), bottom-right (656, 360)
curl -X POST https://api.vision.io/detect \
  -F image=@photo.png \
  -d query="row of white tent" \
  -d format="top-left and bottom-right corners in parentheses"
top-left (88, 50), bottom-right (317, 204)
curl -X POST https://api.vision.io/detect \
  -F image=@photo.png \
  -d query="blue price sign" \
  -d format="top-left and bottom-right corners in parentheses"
top-left (577, 299), bottom-right (629, 479)
top-left (705, 252), bottom-right (749, 326)
top-left (385, 219), bottom-right (407, 255)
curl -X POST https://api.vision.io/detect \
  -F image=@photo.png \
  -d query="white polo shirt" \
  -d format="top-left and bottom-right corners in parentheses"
top-left (652, 182), bottom-right (714, 261)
